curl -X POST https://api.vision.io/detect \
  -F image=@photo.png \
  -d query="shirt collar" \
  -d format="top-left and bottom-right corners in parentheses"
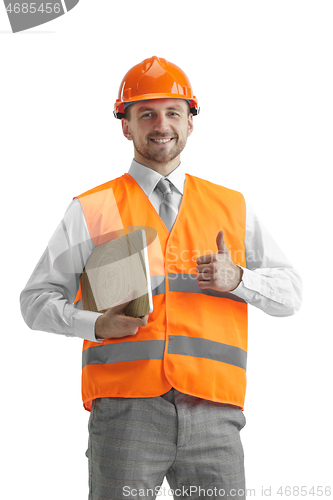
top-left (127, 159), bottom-right (185, 197)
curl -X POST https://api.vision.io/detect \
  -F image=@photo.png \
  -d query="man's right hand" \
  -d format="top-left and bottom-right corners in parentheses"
top-left (95, 290), bottom-right (149, 340)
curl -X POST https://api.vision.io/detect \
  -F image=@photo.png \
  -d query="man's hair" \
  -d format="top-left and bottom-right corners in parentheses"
top-left (124, 100), bottom-right (190, 122)
top-left (124, 104), bottom-right (132, 121)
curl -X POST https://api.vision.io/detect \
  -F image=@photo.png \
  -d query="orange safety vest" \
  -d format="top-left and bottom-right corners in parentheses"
top-left (73, 173), bottom-right (248, 412)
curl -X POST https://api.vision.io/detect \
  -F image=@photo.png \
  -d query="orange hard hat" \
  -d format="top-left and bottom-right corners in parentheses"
top-left (114, 56), bottom-right (199, 119)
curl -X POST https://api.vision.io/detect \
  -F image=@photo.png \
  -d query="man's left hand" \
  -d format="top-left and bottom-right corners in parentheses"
top-left (196, 231), bottom-right (243, 292)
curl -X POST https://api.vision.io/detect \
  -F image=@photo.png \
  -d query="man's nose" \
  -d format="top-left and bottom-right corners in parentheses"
top-left (153, 113), bottom-right (170, 133)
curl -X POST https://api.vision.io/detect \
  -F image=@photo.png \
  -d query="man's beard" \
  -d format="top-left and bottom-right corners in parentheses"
top-left (133, 135), bottom-right (187, 164)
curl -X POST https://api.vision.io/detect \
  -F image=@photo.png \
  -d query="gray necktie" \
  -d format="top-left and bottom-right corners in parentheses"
top-left (156, 178), bottom-right (178, 232)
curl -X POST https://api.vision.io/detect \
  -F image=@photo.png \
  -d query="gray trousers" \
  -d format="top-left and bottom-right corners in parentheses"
top-left (85, 388), bottom-right (246, 499)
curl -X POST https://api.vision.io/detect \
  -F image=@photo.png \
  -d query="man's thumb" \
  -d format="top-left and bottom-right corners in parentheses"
top-left (216, 230), bottom-right (228, 254)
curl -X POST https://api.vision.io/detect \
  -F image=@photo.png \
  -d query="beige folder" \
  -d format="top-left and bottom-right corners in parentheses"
top-left (80, 229), bottom-right (153, 317)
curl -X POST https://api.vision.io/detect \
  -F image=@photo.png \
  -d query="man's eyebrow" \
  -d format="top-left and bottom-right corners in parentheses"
top-left (137, 105), bottom-right (185, 113)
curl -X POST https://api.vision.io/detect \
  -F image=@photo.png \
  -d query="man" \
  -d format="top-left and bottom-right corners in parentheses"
top-left (20, 56), bottom-right (302, 500)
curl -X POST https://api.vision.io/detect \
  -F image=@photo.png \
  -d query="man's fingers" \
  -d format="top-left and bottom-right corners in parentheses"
top-left (196, 264), bottom-right (213, 274)
top-left (104, 291), bottom-right (149, 326)
top-left (196, 253), bottom-right (215, 265)
top-left (125, 313), bottom-right (149, 324)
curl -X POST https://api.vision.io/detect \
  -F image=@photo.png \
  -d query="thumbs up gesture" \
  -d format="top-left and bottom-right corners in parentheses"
top-left (195, 231), bottom-right (243, 292)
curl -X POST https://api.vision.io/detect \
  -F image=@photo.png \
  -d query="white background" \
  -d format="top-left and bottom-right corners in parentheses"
top-left (1, 1), bottom-right (332, 498)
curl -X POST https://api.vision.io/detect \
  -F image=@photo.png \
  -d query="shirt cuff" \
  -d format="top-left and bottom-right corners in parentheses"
top-left (230, 265), bottom-right (288, 304)
top-left (73, 309), bottom-right (104, 343)
top-left (229, 266), bottom-right (258, 301)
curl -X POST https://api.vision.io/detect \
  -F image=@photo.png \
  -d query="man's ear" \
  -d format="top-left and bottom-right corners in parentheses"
top-left (187, 114), bottom-right (194, 137)
top-left (121, 118), bottom-right (133, 141)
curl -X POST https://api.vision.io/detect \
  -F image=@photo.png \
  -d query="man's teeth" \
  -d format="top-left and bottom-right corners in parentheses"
top-left (151, 138), bottom-right (172, 143)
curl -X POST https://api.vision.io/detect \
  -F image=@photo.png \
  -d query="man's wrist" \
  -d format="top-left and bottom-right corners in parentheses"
top-left (95, 315), bottom-right (106, 340)
top-left (229, 265), bottom-right (244, 292)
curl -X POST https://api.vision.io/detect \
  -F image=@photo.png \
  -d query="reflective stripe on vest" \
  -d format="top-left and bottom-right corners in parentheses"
top-left (82, 335), bottom-right (247, 371)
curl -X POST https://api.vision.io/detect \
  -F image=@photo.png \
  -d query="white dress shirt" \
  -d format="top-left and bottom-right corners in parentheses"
top-left (20, 159), bottom-right (302, 344)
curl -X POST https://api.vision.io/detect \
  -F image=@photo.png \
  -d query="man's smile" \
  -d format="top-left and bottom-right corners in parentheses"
top-left (150, 138), bottom-right (175, 145)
